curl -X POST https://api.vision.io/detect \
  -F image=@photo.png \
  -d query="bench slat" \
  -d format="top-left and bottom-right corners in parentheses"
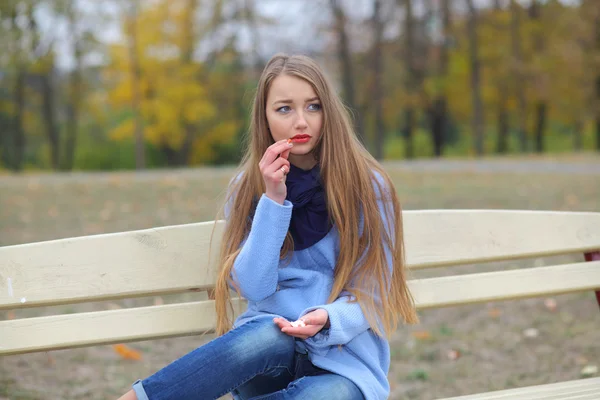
top-left (403, 210), bottom-right (600, 268)
top-left (438, 377), bottom-right (600, 399)
top-left (2, 260), bottom-right (599, 355)
top-left (0, 299), bottom-right (245, 356)
top-left (411, 260), bottom-right (600, 309)
top-left (0, 221), bottom-right (225, 310)
top-left (1, 211), bottom-right (599, 310)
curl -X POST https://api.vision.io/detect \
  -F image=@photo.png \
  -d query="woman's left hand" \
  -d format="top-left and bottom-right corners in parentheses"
top-left (273, 309), bottom-right (329, 340)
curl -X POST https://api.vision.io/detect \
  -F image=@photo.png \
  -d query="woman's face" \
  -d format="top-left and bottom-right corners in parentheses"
top-left (265, 74), bottom-right (323, 170)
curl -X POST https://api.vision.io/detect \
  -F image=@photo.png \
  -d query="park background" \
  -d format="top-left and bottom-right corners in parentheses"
top-left (1, 0), bottom-right (599, 399)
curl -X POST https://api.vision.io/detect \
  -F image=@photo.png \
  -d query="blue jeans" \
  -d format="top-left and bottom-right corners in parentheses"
top-left (132, 318), bottom-right (364, 400)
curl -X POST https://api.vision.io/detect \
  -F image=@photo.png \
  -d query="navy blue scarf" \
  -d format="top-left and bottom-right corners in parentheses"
top-left (285, 163), bottom-right (332, 250)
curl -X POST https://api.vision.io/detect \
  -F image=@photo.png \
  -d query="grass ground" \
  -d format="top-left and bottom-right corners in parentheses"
top-left (1, 156), bottom-right (599, 399)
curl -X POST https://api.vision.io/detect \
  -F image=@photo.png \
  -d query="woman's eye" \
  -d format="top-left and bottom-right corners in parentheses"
top-left (308, 103), bottom-right (321, 111)
top-left (276, 106), bottom-right (291, 113)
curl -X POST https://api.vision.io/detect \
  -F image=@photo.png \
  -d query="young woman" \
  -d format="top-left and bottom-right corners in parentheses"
top-left (118, 53), bottom-right (418, 400)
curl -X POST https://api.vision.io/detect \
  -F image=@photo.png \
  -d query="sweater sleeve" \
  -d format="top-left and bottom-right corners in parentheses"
top-left (300, 172), bottom-right (395, 348)
top-left (229, 193), bottom-right (293, 302)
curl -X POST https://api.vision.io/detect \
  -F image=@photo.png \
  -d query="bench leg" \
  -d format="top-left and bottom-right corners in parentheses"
top-left (584, 251), bottom-right (600, 310)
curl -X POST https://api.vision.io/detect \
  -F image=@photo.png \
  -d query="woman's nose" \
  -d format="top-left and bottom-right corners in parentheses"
top-left (294, 112), bottom-right (308, 129)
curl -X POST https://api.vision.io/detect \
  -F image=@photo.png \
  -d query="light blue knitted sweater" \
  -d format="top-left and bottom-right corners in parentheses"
top-left (226, 172), bottom-right (395, 400)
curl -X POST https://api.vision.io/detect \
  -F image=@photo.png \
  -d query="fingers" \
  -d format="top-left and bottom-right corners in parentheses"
top-left (280, 148), bottom-right (291, 160)
top-left (259, 140), bottom-right (293, 168)
top-left (263, 157), bottom-right (290, 183)
top-left (280, 325), bottom-right (321, 340)
top-left (275, 316), bottom-right (323, 340)
top-left (273, 317), bottom-right (292, 329)
top-left (273, 317), bottom-right (321, 340)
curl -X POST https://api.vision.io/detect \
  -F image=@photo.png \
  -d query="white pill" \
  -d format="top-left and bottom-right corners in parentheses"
top-left (290, 320), bottom-right (306, 328)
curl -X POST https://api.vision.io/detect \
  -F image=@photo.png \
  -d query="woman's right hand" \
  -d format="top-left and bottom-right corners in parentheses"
top-left (259, 139), bottom-right (294, 204)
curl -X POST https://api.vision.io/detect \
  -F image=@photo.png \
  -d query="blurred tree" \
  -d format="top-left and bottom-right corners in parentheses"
top-left (483, 1), bottom-right (511, 154)
top-left (510, 0), bottom-right (528, 152)
top-left (591, 0), bottom-right (600, 151)
top-left (125, 0), bottom-right (145, 169)
top-left (0, 1), bottom-right (28, 171)
top-left (465, 0), bottom-right (485, 156)
top-left (26, 0), bottom-right (60, 169)
top-left (62, 0), bottom-right (83, 170)
top-left (329, 0), bottom-right (365, 146)
top-left (107, 0), bottom-right (245, 166)
top-left (430, 0), bottom-right (451, 157)
top-left (2, 0), bottom-right (599, 171)
top-left (371, 0), bottom-right (385, 160)
top-left (529, 0), bottom-right (547, 153)
top-left (401, 0), bottom-right (417, 159)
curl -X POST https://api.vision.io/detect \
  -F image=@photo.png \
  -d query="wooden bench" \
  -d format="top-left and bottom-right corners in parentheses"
top-left (2, 210), bottom-right (600, 399)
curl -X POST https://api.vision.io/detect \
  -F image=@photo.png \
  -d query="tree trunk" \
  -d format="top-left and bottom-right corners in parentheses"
top-left (372, 0), bottom-right (385, 160)
top-left (596, 9), bottom-right (600, 151)
top-left (573, 119), bottom-right (583, 151)
top-left (496, 90), bottom-right (509, 154)
top-left (431, 0), bottom-right (450, 157)
top-left (596, 73), bottom-right (600, 151)
top-left (177, 0), bottom-right (199, 166)
top-left (330, 0), bottom-right (365, 146)
top-left (465, 0), bottom-right (484, 156)
top-left (243, 0), bottom-right (261, 77)
top-left (160, 143), bottom-right (179, 166)
top-left (402, 0), bottom-right (416, 159)
top-left (13, 70), bottom-right (26, 171)
top-left (41, 73), bottom-right (60, 169)
top-left (510, 0), bottom-right (528, 152)
top-left (529, 0), bottom-right (546, 154)
top-left (28, 4), bottom-right (60, 170)
top-left (63, 4), bottom-right (82, 171)
top-left (533, 102), bottom-right (546, 153)
top-left (0, 111), bottom-right (12, 168)
top-left (494, 0), bottom-right (509, 154)
top-left (403, 108), bottom-right (414, 159)
top-left (8, 6), bottom-right (25, 171)
top-left (128, 0), bottom-right (146, 169)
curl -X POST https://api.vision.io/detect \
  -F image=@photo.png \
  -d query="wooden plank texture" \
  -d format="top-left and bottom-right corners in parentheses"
top-left (437, 377), bottom-right (600, 399)
top-left (1, 210), bottom-right (599, 310)
top-left (0, 221), bottom-right (225, 310)
top-left (410, 260), bottom-right (600, 309)
top-left (0, 299), bottom-right (246, 356)
top-left (2, 260), bottom-right (599, 355)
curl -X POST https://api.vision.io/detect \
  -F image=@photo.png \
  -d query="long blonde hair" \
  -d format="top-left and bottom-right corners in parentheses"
top-left (212, 53), bottom-right (418, 337)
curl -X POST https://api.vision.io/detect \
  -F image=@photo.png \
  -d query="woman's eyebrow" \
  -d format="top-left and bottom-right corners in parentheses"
top-left (272, 97), bottom-right (320, 105)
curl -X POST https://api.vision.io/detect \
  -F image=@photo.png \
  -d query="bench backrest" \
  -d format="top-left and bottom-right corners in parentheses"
top-left (1, 210), bottom-right (599, 356)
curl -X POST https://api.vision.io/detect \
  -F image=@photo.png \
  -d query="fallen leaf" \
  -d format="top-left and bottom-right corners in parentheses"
top-left (412, 330), bottom-right (431, 340)
top-left (565, 193), bottom-right (579, 207)
top-left (19, 213), bottom-right (32, 224)
top-left (523, 328), bottom-right (539, 338)
top-left (27, 180), bottom-right (40, 191)
top-left (153, 297), bottom-right (164, 306)
top-left (7, 311), bottom-right (16, 320)
top-left (106, 303), bottom-right (122, 311)
top-left (446, 349), bottom-right (461, 361)
top-left (544, 298), bottom-right (557, 312)
top-left (100, 208), bottom-right (112, 221)
top-left (47, 207), bottom-right (59, 218)
top-left (581, 365), bottom-right (598, 377)
top-left (575, 356), bottom-right (588, 366)
top-left (488, 308), bottom-right (502, 318)
top-left (113, 344), bottom-right (142, 361)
